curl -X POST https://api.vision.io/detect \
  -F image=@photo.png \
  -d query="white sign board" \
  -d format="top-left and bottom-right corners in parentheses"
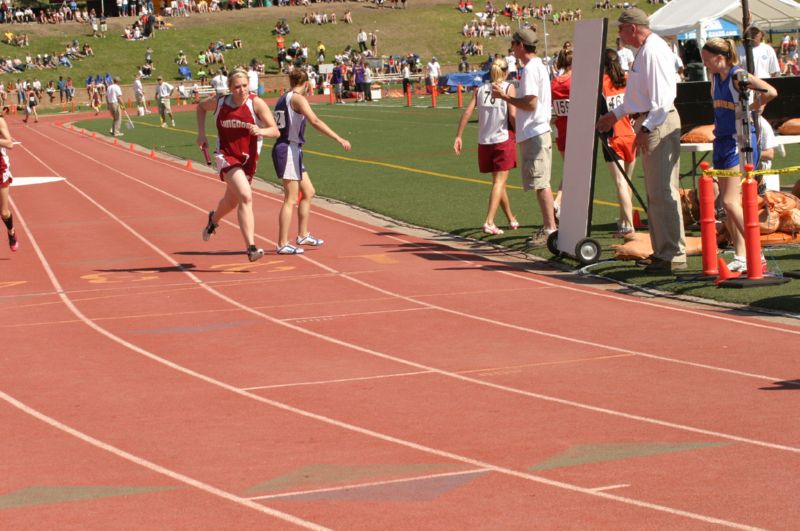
top-left (556, 18), bottom-right (607, 256)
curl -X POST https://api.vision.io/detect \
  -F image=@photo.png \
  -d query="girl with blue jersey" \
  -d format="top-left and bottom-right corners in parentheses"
top-left (272, 69), bottom-right (351, 255)
top-left (701, 38), bottom-right (776, 273)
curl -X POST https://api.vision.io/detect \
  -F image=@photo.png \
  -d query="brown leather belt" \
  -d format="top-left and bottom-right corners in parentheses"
top-left (630, 108), bottom-right (675, 120)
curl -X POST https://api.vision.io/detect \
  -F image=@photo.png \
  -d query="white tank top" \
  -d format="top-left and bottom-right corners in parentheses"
top-left (476, 81), bottom-right (510, 145)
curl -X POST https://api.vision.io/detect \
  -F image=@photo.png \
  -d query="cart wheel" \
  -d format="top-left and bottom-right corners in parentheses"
top-left (575, 238), bottom-right (601, 265)
top-left (546, 230), bottom-right (561, 257)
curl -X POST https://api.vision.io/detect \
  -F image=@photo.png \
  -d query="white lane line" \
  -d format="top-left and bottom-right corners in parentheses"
top-left (283, 306), bottom-right (432, 323)
top-left (20, 139), bottom-right (800, 454)
top-left (247, 468), bottom-right (491, 501)
top-left (31, 130), bottom-right (796, 387)
top-left (15, 146), bottom-right (767, 529)
top-left (0, 389), bottom-right (328, 530)
top-left (241, 370), bottom-right (434, 391)
top-left (591, 484), bottom-right (631, 493)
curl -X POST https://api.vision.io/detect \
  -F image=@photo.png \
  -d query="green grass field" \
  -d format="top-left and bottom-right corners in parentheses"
top-left (76, 95), bottom-right (800, 314)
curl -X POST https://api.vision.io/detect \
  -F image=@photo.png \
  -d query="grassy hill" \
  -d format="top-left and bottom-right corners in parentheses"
top-left (0, 0), bottom-right (660, 86)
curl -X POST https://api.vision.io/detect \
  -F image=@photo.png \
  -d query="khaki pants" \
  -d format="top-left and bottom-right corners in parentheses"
top-left (637, 110), bottom-right (685, 263)
top-left (108, 102), bottom-right (121, 134)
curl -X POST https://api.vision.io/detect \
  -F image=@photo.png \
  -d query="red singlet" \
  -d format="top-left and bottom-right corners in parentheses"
top-left (214, 93), bottom-right (262, 181)
top-left (551, 72), bottom-right (571, 154)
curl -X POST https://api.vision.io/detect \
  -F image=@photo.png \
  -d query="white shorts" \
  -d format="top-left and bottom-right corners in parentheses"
top-left (271, 142), bottom-right (305, 181)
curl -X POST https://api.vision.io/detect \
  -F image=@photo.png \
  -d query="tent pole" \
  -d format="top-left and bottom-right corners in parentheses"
top-left (742, 0), bottom-right (754, 74)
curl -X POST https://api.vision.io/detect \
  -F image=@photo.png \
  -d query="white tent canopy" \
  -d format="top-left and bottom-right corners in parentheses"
top-left (650, 0), bottom-right (800, 36)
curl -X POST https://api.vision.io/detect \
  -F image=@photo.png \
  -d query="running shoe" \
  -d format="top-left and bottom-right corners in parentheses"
top-left (526, 227), bottom-right (555, 247)
top-left (202, 210), bottom-right (217, 241)
top-left (277, 243), bottom-right (305, 255)
top-left (728, 255), bottom-right (768, 274)
top-left (247, 245), bottom-right (265, 262)
top-left (296, 234), bottom-right (324, 246)
top-left (509, 219), bottom-right (520, 230)
top-left (8, 230), bottom-right (17, 252)
top-left (483, 223), bottom-right (504, 235)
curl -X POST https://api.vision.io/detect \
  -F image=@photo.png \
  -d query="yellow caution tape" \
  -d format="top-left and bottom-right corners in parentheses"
top-left (700, 165), bottom-right (800, 178)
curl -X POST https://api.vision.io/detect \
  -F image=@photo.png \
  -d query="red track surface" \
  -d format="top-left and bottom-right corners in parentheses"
top-left (2, 114), bottom-right (799, 529)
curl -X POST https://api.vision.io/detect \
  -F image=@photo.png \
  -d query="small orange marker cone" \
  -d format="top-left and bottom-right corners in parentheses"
top-left (113, 138), bottom-right (119, 146)
top-left (633, 210), bottom-right (646, 229)
top-left (91, 132), bottom-right (97, 139)
top-left (81, 129), bottom-right (86, 135)
top-left (186, 160), bottom-right (193, 169)
top-left (149, 149), bottom-right (156, 158)
top-left (129, 143), bottom-right (135, 152)
top-left (714, 256), bottom-right (742, 285)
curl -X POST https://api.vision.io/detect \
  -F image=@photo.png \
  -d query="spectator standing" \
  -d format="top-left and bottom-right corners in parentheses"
top-left (597, 8), bottom-right (685, 274)
top-left (453, 57), bottom-right (519, 235)
top-left (426, 56), bottom-right (441, 90)
top-left (616, 37), bottom-right (634, 72)
top-left (57, 76), bottom-right (66, 103)
top-left (402, 60), bottom-right (412, 95)
top-left (491, 28), bottom-right (555, 246)
top-left (247, 65), bottom-right (259, 94)
top-left (600, 48), bottom-right (637, 236)
top-left (738, 26), bottom-right (781, 78)
top-left (353, 61), bottom-right (365, 102)
top-left (211, 69), bottom-right (228, 95)
top-left (331, 60), bottom-right (344, 103)
top-left (357, 29), bottom-right (368, 52)
top-left (106, 76), bottom-right (123, 136)
top-left (133, 71), bottom-right (148, 115)
top-left (155, 75), bottom-right (176, 127)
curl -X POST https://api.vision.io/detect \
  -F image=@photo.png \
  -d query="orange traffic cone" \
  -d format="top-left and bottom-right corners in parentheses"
top-left (113, 138), bottom-right (119, 146)
top-left (129, 143), bottom-right (135, 152)
top-left (714, 256), bottom-right (742, 285)
top-left (149, 149), bottom-right (156, 159)
top-left (186, 160), bottom-right (193, 169)
top-left (633, 210), bottom-right (647, 230)
top-left (91, 132), bottom-right (97, 139)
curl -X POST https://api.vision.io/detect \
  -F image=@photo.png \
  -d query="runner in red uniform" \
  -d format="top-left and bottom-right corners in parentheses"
top-left (601, 48), bottom-right (637, 236)
top-left (197, 69), bottom-right (279, 262)
top-left (550, 49), bottom-right (572, 219)
top-left (0, 113), bottom-right (18, 252)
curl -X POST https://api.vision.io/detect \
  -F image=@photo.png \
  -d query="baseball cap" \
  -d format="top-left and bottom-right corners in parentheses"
top-left (618, 7), bottom-right (649, 26)
top-left (511, 28), bottom-right (538, 46)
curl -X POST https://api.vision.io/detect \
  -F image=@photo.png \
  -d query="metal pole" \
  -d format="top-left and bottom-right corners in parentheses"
top-left (742, 0), bottom-right (754, 74)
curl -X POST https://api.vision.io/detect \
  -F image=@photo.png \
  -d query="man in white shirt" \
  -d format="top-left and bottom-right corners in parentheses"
top-left (616, 37), bottom-right (634, 72)
top-left (133, 71), bottom-right (148, 115)
top-left (597, 7), bottom-right (685, 273)
top-left (505, 49), bottom-right (517, 80)
top-left (738, 26), bottom-right (781, 78)
top-left (106, 76), bottom-right (123, 136)
top-left (211, 69), bottom-right (228, 95)
top-left (492, 28), bottom-right (555, 246)
top-left (155, 75), bottom-right (176, 127)
top-left (247, 66), bottom-right (259, 93)
top-left (426, 56), bottom-right (441, 90)
top-left (356, 29), bottom-right (367, 52)
top-left (758, 116), bottom-right (781, 191)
